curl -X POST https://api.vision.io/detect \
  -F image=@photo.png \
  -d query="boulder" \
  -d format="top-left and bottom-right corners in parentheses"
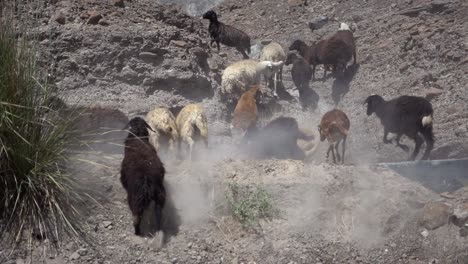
top-left (419, 201), bottom-right (453, 230)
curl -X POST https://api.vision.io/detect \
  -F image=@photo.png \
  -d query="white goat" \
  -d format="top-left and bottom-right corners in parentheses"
top-left (260, 42), bottom-right (286, 97)
top-left (221, 59), bottom-right (284, 104)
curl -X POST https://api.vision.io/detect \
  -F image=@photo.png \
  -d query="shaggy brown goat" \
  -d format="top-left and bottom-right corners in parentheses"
top-left (231, 85), bottom-right (263, 144)
top-left (176, 104), bottom-right (209, 160)
top-left (318, 109), bottom-right (350, 164)
top-left (336, 22), bottom-right (357, 65)
top-left (312, 35), bottom-right (352, 79)
top-left (120, 117), bottom-right (166, 236)
top-left (290, 22), bottom-right (355, 81)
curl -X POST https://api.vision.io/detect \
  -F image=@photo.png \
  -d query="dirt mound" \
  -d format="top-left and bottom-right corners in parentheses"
top-left (2, 0), bottom-right (468, 263)
top-left (4, 153), bottom-right (468, 263)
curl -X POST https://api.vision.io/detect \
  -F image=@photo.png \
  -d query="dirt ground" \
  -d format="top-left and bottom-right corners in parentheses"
top-left (1, 0), bottom-right (468, 263)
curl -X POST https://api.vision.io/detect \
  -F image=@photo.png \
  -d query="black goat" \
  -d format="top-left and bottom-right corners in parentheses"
top-left (245, 116), bottom-right (315, 160)
top-left (364, 95), bottom-right (435, 161)
top-left (285, 52), bottom-right (313, 109)
top-left (120, 117), bottom-right (166, 236)
top-left (202, 10), bottom-right (251, 59)
top-left (289, 39), bottom-right (315, 65)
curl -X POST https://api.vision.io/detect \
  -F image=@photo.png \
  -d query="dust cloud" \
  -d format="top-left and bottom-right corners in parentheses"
top-left (157, 0), bottom-right (226, 16)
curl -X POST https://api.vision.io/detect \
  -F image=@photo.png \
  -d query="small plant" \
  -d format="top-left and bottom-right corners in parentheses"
top-left (0, 7), bottom-right (89, 247)
top-left (225, 182), bottom-right (278, 229)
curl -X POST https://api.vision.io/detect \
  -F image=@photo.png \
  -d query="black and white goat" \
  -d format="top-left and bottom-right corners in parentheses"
top-left (364, 94), bottom-right (435, 161)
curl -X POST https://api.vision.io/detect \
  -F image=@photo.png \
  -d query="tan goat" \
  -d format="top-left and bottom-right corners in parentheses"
top-left (176, 104), bottom-right (208, 161)
top-left (318, 109), bottom-right (350, 164)
top-left (146, 107), bottom-right (179, 159)
top-left (230, 84), bottom-right (263, 144)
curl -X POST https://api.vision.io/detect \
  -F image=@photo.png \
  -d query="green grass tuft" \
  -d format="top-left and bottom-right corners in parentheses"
top-left (0, 7), bottom-right (89, 247)
top-left (225, 182), bottom-right (279, 230)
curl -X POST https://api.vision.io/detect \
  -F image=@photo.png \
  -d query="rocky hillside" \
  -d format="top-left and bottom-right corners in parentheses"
top-left (33, 0), bottom-right (227, 118)
top-left (1, 0), bottom-right (467, 263)
top-left (29, 0), bottom-right (468, 163)
top-left (214, 0), bottom-right (468, 161)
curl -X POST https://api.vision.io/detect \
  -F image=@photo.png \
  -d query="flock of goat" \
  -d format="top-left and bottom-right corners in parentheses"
top-left (119, 10), bottom-right (437, 241)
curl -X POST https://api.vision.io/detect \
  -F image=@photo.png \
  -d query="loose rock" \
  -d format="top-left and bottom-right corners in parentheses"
top-left (87, 11), bottom-right (103, 25)
top-left (419, 202), bottom-right (452, 230)
top-left (103, 221), bottom-right (113, 228)
top-left (171, 40), bottom-right (188, 48)
top-left (70, 252), bottom-right (81, 260)
top-left (112, 0), bottom-right (125, 8)
top-left (53, 11), bottom-right (66, 25)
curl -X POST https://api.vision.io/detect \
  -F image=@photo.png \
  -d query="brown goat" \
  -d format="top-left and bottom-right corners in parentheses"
top-left (318, 109), bottom-right (350, 164)
top-left (231, 85), bottom-right (263, 143)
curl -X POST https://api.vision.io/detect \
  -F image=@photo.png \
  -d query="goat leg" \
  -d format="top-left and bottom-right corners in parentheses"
top-left (312, 64), bottom-right (316, 81)
top-left (189, 142), bottom-right (194, 161)
top-left (395, 134), bottom-right (410, 153)
top-left (133, 214), bottom-right (142, 236)
top-left (216, 41), bottom-right (220, 52)
top-left (331, 143), bottom-right (337, 164)
top-left (237, 47), bottom-right (249, 59)
top-left (326, 144), bottom-right (333, 160)
top-left (409, 134), bottom-right (423, 161)
top-left (273, 72), bottom-right (278, 98)
top-left (335, 141), bottom-right (341, 163)
top-left (169, 139), bottom-right (177, 161)
top-left (341, 136), bottom-right (347, 164)
top-left (210, 39), bottom-right (215, 48)
top-left (154, 204), bottom-right (163, 232)
top-left (421, 131), bottom-right (434, 160)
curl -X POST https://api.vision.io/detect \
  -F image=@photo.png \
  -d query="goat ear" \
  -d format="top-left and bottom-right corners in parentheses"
top-left (363, 97), bottom-right (370, 105)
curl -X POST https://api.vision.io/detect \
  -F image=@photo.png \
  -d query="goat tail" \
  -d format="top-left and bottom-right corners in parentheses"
top-left (422, 115), bottom-right (433, 126)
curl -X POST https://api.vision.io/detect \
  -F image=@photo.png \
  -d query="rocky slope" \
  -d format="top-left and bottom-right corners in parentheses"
top-left (1, 0), bottom-right (468, 263)
top-left (2, 152), bottom-right (468, 264)
top-left (30, 0), bottom-right (468, 163)
top-left (214, 0), bottom-right (468, 162)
